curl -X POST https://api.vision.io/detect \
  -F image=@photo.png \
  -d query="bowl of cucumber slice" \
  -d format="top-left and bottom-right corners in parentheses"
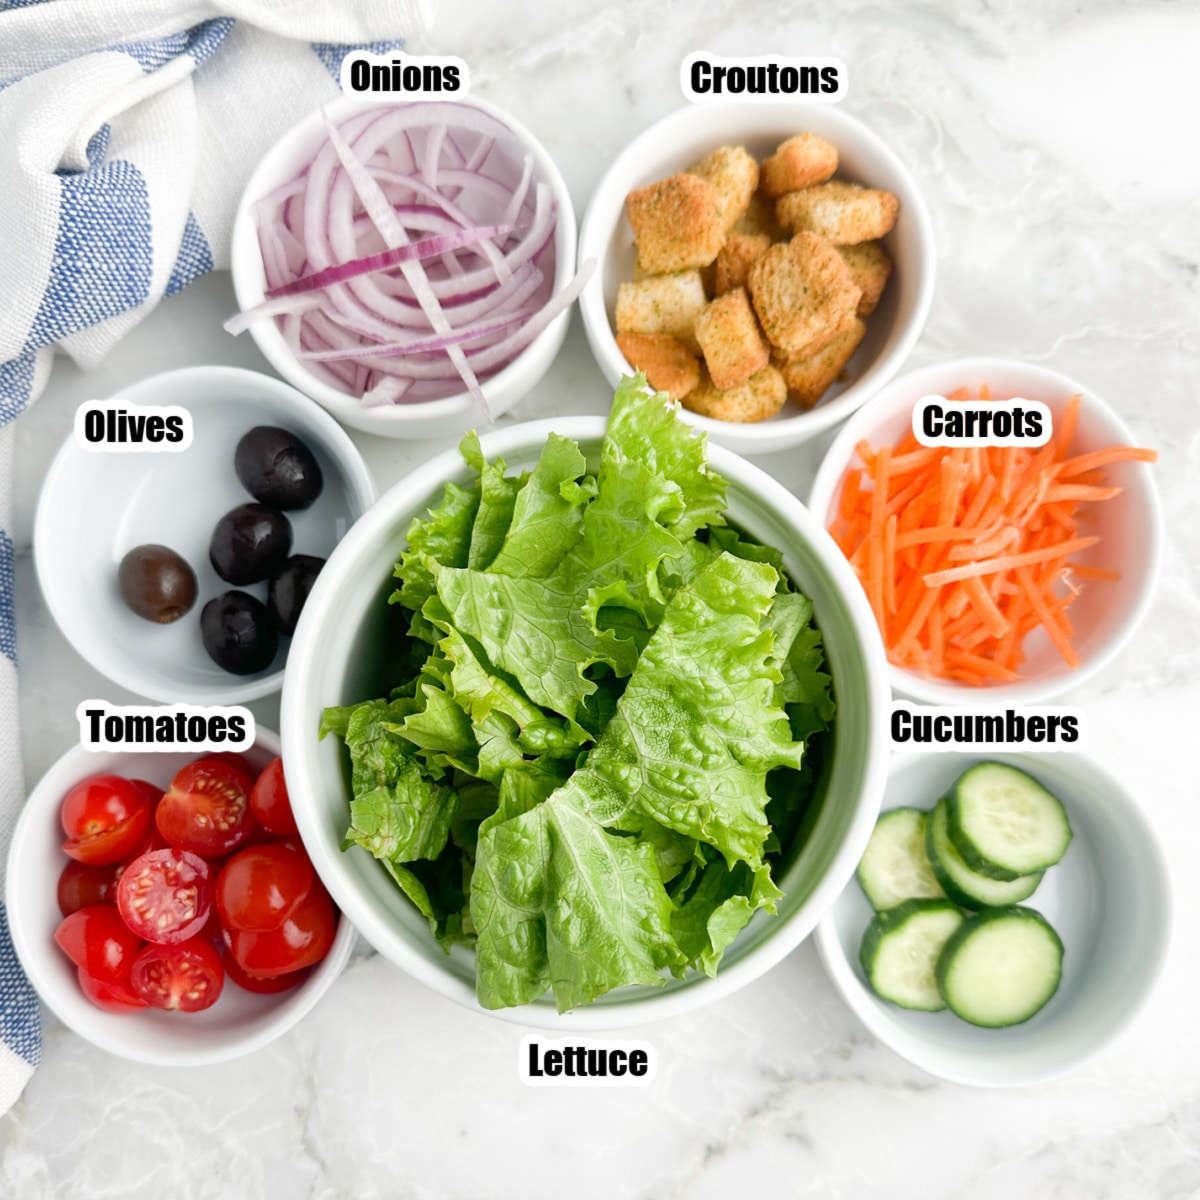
top-left (815, 751), bottom-right (1170, 1087)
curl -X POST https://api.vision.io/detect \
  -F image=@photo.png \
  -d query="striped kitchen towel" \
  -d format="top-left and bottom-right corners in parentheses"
top-left (0, 0), bottom-right (434, 1113)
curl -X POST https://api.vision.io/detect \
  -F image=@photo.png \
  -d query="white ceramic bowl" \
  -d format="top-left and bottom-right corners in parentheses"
top-left (815, 750), bottom-right (1171, 1087)
top-left (5, 727), bottom-right (357, 1066)
top-left (35, 365), bottom-right (376, 704)
top-left (577, 103), bottom-right (935, 453)
top-left (281, 416), bottom-right (891, 1029)
top-left (231, 95), bottom-right (577, 440)
top-left (807, 357), bottom-right (1163, 705)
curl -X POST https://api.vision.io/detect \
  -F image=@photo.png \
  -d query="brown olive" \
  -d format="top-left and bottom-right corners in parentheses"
top-left (117, 544), bottom-right (198, 624)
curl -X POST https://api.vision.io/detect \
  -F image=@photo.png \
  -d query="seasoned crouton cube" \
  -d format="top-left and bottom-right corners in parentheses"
top-left (732, 194), bottom-right (784, 241)
top-left (760, 133), bottom-right (839, 197)
top-left (615, 332), bottom-right (700, 399)
top-left (714, 232), bottom-right (772, 296)
top-left (776, 181), bottom-right (899, 245)
top-left (837, 241), bottom-right (893, 316)
top-left (686, 145), bottom-right (758, 231)
top-left (777, 319), bottom-right (866, 409)
top-left (615, 270), bottom-right (708, 351)
top-left (694, 288), bottom-right (769, 390)
top-left (625, 173), bottom-right (727, 273)
top-left (747, 232), bottom-right (861, 359)
top-left (682, 365), bottom-right (787, 424)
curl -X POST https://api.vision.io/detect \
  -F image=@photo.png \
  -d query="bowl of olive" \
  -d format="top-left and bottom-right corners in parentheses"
top-left (35, 366), bottom-right (376, 703)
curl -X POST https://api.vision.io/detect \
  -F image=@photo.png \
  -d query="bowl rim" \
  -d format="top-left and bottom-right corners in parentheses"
top-left (4, 725), bottom-right (358, 1067)
top-left (813, 748), bottom-right (1173, 1088)
top-left (281, 413), bottom-right (892, 1029)
top-left (807, 355), bottom-right (1164, 704)
top-left (32, 364), bottom-right (377, 704)
top-left (230, 93), bottom-right (578, 431)
top-left (576, 101), bottom-right (937, 451)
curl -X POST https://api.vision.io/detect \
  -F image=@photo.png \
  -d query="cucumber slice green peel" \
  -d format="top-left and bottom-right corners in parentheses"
top-left (856, 807), bottom-right (946, 911)
top-left (936, 906), bottom-right (1064, 1028)
top-left (926, 798), bottom-right (1042, 909)
top-left (859, 899), bottom-right (965, 1012)
top-left (947, 762), bottom-right (1073, 881)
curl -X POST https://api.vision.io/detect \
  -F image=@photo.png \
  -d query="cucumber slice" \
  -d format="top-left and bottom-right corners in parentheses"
top-left (936, 906), bottom-right (1064, 1027)
top-left (947, 762), bottom-right (1072, 880)
top-left (926, 798), bottom-right (1042, 909)
top-left (856, 807), bottom-right (946, 911)
top-left (859, 899), bottom-right (965, 1011)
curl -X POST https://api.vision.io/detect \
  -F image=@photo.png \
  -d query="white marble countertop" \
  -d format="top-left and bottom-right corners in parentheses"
top-left (4, 3), bottom-right (1200, 1196)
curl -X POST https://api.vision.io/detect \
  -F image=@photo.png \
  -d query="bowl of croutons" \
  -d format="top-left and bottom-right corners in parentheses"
top-left (578, 104), bottom-right (935, 452)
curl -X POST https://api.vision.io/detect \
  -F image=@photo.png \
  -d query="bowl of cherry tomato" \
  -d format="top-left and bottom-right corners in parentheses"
top-left (5, 728), bottom-right (356, 1065)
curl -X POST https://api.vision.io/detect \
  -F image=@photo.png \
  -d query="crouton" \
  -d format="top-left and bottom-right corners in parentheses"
top-left (776, 181), bottom-right (900, 245)
top-left (686, 145), bottom-right (758, 231)
top-left (777, 319), bottom-right (867, 409)
top-left (732, 194), bottom-right (784, 241)
top-left (759, 133), bottom-right (838, 197)
top-left (693, 288), bottom-right (769, 390)
top-left (625, 173), bottom-right (727, 273)
top-left (681, 365), bottom-right (787, 424)
top-left (713, 232), bottom-right (772, 296)
top-left (747, 232), bottom-right (862, 359)
top-left (615, 270), bottom-right (708, 351)
top-left (837, 241), bottom-right (893, 316)
top-left (615, 332), bottom-right (700, 399)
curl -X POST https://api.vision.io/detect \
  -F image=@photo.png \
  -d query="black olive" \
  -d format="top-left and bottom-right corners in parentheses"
top-left (234, 426), bottom-right (324, 510)
top-left (117, 544), bottom-right (198, 624)
top-left (200, 591), bottom-right (278, 675)
top-left (209, 503), bottom-right (292, 585)
top-left (268, 554), bottom-right (326, 636)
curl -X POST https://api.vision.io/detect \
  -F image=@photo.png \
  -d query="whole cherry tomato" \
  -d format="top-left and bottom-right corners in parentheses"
top-left (248, 757), bottom-right (299, 836)
top-left (60, 775), bottom-right (153, 865)
top-left (227, 880), bottom-right (336, 978)
top-left (216, 842), bottom-right (313, 932)
top-left (77, 967), bottom-right (149, 1013)
top-left (54, 905), bottom-right (143, 984)
top-left (56, 860), bottom-right (120, 917)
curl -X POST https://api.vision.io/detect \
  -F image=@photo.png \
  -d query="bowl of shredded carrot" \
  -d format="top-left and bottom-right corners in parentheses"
top-left (808, 358), bottom-right (1162, 702)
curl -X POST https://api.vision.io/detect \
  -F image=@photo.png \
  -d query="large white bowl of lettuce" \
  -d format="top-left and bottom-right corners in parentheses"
top-left (281, 378), bottom-right (890, 1028)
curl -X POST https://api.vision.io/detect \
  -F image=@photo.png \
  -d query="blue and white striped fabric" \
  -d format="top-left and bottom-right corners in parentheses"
top-left (0, 0), bottom-right (433, 1112)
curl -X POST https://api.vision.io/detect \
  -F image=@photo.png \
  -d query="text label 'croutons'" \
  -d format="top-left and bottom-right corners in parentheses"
top-left (914, 395), bottom-right (1052, 447)
top-left (681, 53), bottom-right (845, 102)
top-left (339, 51), bottom-right (469, 98)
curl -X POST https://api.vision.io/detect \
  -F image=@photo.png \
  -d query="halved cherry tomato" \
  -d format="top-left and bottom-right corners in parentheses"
top-left (216, 843), bottom-right (313, 932)
top-left (117, 848), bottom-right (213, 945)
top-left (54, 905), bottom-right (143, 984)
top-left (130, 938), bottom-right (224, 1012)
top-left (222, 951), bottom-right (310, 995)
top-left (155, 758), bottom-right (257, 856)
top-left (228, 880), bottom-right (336, 978)
top-left (248, 758), bottom-right (298, 836)
top-left (61, 774), bottom-right (153, 865)
top-left (56, 860), bottom-right (120, 916)
top-left (77, 967), bottom-right (149, 1013)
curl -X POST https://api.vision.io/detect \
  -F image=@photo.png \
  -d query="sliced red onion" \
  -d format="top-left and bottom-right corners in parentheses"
top-left (234, 103), bottom-right (581, 411)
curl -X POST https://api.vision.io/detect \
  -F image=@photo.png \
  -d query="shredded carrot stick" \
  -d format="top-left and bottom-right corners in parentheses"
top-left (825, 383), bottom-right (1155, 685)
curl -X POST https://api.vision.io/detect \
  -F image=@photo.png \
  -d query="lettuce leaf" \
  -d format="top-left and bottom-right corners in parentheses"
top-left (322, 381), bottom-right (837, 1013)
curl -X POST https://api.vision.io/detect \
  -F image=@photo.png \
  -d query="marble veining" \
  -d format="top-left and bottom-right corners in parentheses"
top-left (3, 1), bottom-right (1200, 1195)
